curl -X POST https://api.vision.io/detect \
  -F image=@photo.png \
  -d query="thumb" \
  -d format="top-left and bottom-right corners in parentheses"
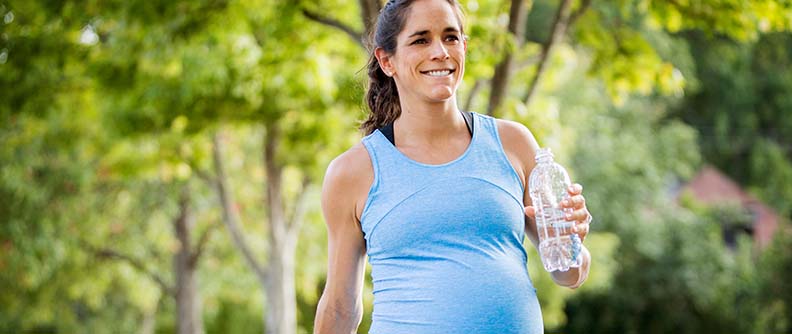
top-left (524, 206), bottom-right (536, 218)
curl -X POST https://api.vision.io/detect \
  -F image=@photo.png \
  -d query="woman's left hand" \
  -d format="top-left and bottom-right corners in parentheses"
top-left (525, 183), bottom-right (593, 242)
top-left (560, 183), bottom-right (592, 241)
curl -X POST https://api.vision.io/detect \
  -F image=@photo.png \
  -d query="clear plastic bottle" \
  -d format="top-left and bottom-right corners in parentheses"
top-left (528, 148), bottom-right (582, 272)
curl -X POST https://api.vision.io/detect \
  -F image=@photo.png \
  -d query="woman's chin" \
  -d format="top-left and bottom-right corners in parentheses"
top-left (427, 88), bottom-right (455, 102)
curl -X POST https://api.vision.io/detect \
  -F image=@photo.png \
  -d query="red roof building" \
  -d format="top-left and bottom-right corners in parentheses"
top-left (680, 166), bottom-right (780, 249)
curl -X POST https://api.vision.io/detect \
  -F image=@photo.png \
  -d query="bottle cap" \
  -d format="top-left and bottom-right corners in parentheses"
top-left (535, 148), bottom-right (554, 163)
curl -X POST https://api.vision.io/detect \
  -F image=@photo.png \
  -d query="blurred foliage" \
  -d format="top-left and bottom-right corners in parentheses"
top-left (565, 205), bottom-right (792, 334)
top-left (1, 0), bottom-right (791, 333)
top-left (671, 31), bottom-right (792, 218)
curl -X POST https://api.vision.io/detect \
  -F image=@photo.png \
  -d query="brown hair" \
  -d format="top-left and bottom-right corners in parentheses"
top-left (360, 0), bottom-right (465, 134)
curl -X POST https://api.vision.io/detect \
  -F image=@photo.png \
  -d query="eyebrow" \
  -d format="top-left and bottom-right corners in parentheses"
top-left (407, 27), bottom-right (460, 38)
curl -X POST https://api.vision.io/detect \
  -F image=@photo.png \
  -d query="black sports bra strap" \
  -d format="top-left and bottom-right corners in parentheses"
top-left (380, 122), bottom-right (396, 145)
top-left (461, 110), bottom-right (473, 134)
top-left (379, 111), bottom-right (474, 146)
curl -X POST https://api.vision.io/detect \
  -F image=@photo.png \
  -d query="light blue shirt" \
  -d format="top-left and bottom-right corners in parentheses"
top-left (360, 112), bottom-right (543, 334)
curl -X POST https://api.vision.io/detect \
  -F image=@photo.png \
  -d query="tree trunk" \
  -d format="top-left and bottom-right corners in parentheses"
top-left (360, 0), bottom-right (382, 43)
top-left (463, 79), bottom-right (486, 113)
top-left (522, 0), bottom-right (573, 106)
top-left (139, 296), bottom-right (161, 334)
top-left (264, 227), bottom-right (297, 334)
top-left (487, 0), bottom-right (529, 116)
top-left (140, 310), bottom-right (156, 334)
top-left (174, 189), bottom-right (204, 334)
top-left (263, 123), bottom-right (299, 334)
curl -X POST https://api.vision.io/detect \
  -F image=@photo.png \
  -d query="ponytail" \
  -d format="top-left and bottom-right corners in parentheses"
top-left (361, 54), bottom-right (401, 135)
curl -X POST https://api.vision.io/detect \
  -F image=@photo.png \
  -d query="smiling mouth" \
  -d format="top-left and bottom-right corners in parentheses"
top-left (421, 69), bottom-right (455, 77)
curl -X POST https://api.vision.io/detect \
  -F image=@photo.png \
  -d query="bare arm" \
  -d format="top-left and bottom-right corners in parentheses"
top-left (314, 145), bottom-right (372, 333)
top-left (497, 119), bottom-right (591, 289)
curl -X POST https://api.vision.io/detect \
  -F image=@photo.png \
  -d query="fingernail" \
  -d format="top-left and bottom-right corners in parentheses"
top-left (566, 213), bottom-right (572, 220)
top-left (561, 199), bottom-right (569, 206)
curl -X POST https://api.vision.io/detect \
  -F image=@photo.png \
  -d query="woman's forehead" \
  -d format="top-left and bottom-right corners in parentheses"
top-left (400, 0), bottom-right (462, 34)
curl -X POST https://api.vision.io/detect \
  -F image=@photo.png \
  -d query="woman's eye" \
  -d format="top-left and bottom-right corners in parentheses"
top-left (445, 35), bottom-right (460, 42)
top-left (411, 38), bottom-right (427, 45)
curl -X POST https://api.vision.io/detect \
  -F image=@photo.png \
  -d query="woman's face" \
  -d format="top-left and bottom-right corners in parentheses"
top-left (380, 0), bottom-right (466, 105)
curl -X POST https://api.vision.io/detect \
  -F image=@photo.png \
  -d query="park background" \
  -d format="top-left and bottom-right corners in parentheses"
top-left (2, 0), bottom-right (792, 333)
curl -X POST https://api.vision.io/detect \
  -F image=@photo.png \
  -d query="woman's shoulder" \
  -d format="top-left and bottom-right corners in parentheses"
top-left (325, 142), bottom-right (373, 188)
top-left (320, 141), bottom-right (374, 232)
top-left (494, 118), bottom-right (539, 151)
top-left (493, 118), bottom-right (540, 178)
top-left (322, 142), bottom-right (374, 215)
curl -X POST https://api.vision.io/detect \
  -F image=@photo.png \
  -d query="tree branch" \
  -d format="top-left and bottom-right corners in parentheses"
top-left (262, 122), bottom-right (292, 253)
top-left (568, 0), bottom-right (592, 27)
top-left (463, 79), bottom-right (487, 113)
top-left (522, 0), bottom-right (573, 106)
top-left (360, 0), bottom-right (382, 43)
top-left (487, 0), bottom-right (530, 116)
top-left (190, 159), bottom-right (216, 188)
top-left (301, 8), bottom-right (364, 48)
top-left (211, 131), bottom-right (268, 283)
top-left (173, 184), bottom-right (193, 257)
top-left (190, 222), bottom-right (218, 267)
top-left (287, 175), bottom-right (313, 240)
top-left (144, 240), bottom-right (166, 266)
top-left (81, 241), bottom-right (174, 296)
top-left (515, 54), bottom-right (541, 70)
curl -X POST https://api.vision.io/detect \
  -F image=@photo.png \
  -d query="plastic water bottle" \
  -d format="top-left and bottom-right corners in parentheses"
top-left (528, 148), bottom-right (582, 272)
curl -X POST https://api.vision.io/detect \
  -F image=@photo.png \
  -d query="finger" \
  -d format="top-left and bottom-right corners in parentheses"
top-left (567, 195), bottom-right (585, 209)
top-left (572, 213), bottom-right (593, 235)
top-left (573, 223), bottom-right (590, 240)
top-left (567, 183), bottom-right (583, 196)
top-left (524, 206), bottom-right (536, 218)
top-left (566, 208), bottom-right (589, 222)
top-left (561, 195), bottom-right (584, 209)
top-left (573, 213), bottom-right (590, 228)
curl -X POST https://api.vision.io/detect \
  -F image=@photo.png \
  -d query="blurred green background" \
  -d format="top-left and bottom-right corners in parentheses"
top-left (1, 0), bottom-right (791, 333)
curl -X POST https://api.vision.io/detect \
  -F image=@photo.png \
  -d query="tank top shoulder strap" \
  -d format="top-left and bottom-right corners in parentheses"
top-left (361, 130), bottom-right (388, 198)
top-left (470, 112), bottom-right (526, 195)
top-left (470, 112), bottom-right (501, 149)
top-left (360, 129), bottom-right (410, 205)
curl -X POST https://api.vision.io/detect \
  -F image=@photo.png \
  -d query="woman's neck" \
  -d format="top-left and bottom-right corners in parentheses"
top-left (394, 98), bottom-right (467, 146)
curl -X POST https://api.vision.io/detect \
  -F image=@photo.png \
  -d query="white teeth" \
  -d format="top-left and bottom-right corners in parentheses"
top-left (426, 70), bottom-right (451, 77)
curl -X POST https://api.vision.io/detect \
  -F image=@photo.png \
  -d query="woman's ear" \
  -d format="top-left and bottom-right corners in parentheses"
top-left (375, 47), bottom-right (395, 77)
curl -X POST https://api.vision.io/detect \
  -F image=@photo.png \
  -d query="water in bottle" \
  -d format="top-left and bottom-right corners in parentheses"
top-left (528, 148), bottom-right (582, 272)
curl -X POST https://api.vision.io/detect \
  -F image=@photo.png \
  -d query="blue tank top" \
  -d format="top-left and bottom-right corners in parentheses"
top-left (360, 112), bottom-right (543, 334)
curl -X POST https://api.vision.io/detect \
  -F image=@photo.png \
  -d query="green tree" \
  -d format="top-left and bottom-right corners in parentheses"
top-left (85, 0), bottom-right (362, 331)
top-left (755, 227), bottom-right (792, 333)
top-left (4, 0), bottom-right (792, 333)
top-left (672, 31), bottom-right (792, 219)
top-left (0, 1), bottom-right (157, 331)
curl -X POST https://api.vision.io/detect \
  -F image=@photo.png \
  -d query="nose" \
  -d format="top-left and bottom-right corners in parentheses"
top-left (430, 40), bottom-right (450, 61)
